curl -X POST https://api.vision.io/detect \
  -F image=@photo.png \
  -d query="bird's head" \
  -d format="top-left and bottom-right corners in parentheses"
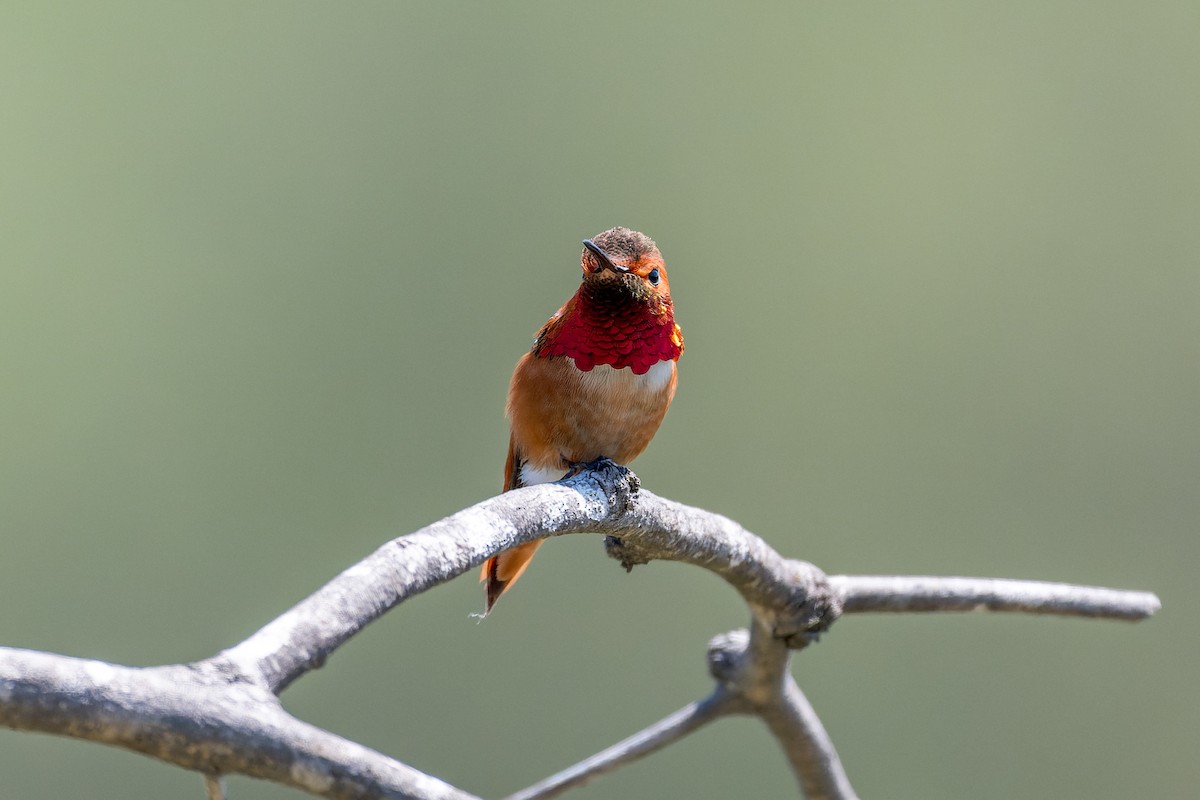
top-left (580, 227), bottom-right (672, 308)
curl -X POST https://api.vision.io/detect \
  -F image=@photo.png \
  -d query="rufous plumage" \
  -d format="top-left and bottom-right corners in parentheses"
top-left (482, 227), bottom-right (684, 612)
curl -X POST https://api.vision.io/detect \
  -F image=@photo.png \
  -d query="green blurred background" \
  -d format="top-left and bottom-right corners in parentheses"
top-left (1, 2), bottom-right (1195, 798)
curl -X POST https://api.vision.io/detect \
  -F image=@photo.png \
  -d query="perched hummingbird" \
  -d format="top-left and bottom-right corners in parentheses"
top-left (481, 227), bottom-right (684, 613)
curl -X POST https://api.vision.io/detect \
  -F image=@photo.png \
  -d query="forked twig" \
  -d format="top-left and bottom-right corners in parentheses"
top-left (505, 689), bottom-right (743, 800)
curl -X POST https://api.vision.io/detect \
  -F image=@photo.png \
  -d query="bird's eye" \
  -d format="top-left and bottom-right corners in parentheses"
top-left (647, 268), bottom-right (661, 286)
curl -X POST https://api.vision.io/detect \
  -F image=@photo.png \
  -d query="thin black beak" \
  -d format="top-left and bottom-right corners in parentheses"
top-left (582, 239), bottom-right (629, 273)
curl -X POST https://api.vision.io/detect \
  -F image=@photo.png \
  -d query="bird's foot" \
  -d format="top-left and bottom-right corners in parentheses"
top-left (563, 456), bottom-right (640, 492)
top-left (563, 457), bottom-right (641, 519)
top-left (563, 456), bottom-right (621, 480)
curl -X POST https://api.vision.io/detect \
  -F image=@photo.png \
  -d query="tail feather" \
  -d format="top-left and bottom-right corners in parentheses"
top-left (480, 434), bottom-right (541, 613)
top-left (481, 540), bottom-right (543, 613)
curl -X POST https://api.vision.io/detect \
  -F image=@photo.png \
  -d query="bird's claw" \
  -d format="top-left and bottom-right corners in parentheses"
top-left (564, 456), bottom-right (621, 480)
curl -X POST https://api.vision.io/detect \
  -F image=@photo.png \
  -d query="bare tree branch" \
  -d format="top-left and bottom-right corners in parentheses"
top-left (203, 774), bottom-right (226, 800)
top-left (0, 463), bottom-right (1161, 799)
top-left (224, 462), bottom-right (837, 698)
top-left (504, 689), bottom-right (743, 800)
top-left (708, 625), bottom-right (859, 800)
top-left (0, 648), bottom-right (480, 800)
top-left (509, 621), bottom-right (861, 800)
top-left (830, 575), bottom-right (1161, 620)
top-left (767, 675), bottom-right (858, 800)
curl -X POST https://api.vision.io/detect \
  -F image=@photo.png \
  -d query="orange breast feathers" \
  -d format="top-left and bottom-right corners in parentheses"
top-left (481, 227), bottom-right (683, 613)
top-left (507, 353), bottom-right (679, 482)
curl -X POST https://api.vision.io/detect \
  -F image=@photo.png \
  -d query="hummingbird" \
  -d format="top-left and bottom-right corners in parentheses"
top-left (481, 227), bottom-right (684, 613)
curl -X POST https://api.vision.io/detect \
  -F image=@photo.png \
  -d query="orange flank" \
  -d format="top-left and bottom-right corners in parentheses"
top-left (481, 227), bottom-right (684, 613)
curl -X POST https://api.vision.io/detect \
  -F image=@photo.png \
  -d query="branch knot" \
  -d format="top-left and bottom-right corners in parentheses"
top-left (572, 457), bottom-right (640, 516)
top-left (765, 561), bottom-right (844, 649)
top-left (706, 629), bottom-right (750, 685)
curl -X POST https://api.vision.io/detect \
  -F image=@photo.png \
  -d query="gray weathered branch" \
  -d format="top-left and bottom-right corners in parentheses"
top-left (204, 774), bottom-right (226, 800)
top-left (505, 619), bottom-right (861, 800)
top-left (0, 647), bottom-right (479, 800)
top-left (0, 463), bottom-right (1160, 799)
top-left (706, 622), bottom-right (859, 800)
top-left (831, 575), bottom-right (1161, 619)
top-left (505, 687), bottom-right (742, 800)
top-left (223, 462), bottom-right (840, 697)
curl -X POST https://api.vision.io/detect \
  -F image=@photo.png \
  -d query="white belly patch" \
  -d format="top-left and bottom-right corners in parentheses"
top-left (519, 463), bottom-right (567, 486)
top-left (576, 359), bottom-right (675, 393)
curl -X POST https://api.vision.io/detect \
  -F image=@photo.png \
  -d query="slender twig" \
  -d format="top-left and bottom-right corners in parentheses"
top-left (203, 774), bottom-right (226, 800)
top-left (764, 676), bottom-right (858, 800)
top-left (830, 575), bottom-right (1161, 620)
top-left (505, 689), bottom-right (743, 800)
